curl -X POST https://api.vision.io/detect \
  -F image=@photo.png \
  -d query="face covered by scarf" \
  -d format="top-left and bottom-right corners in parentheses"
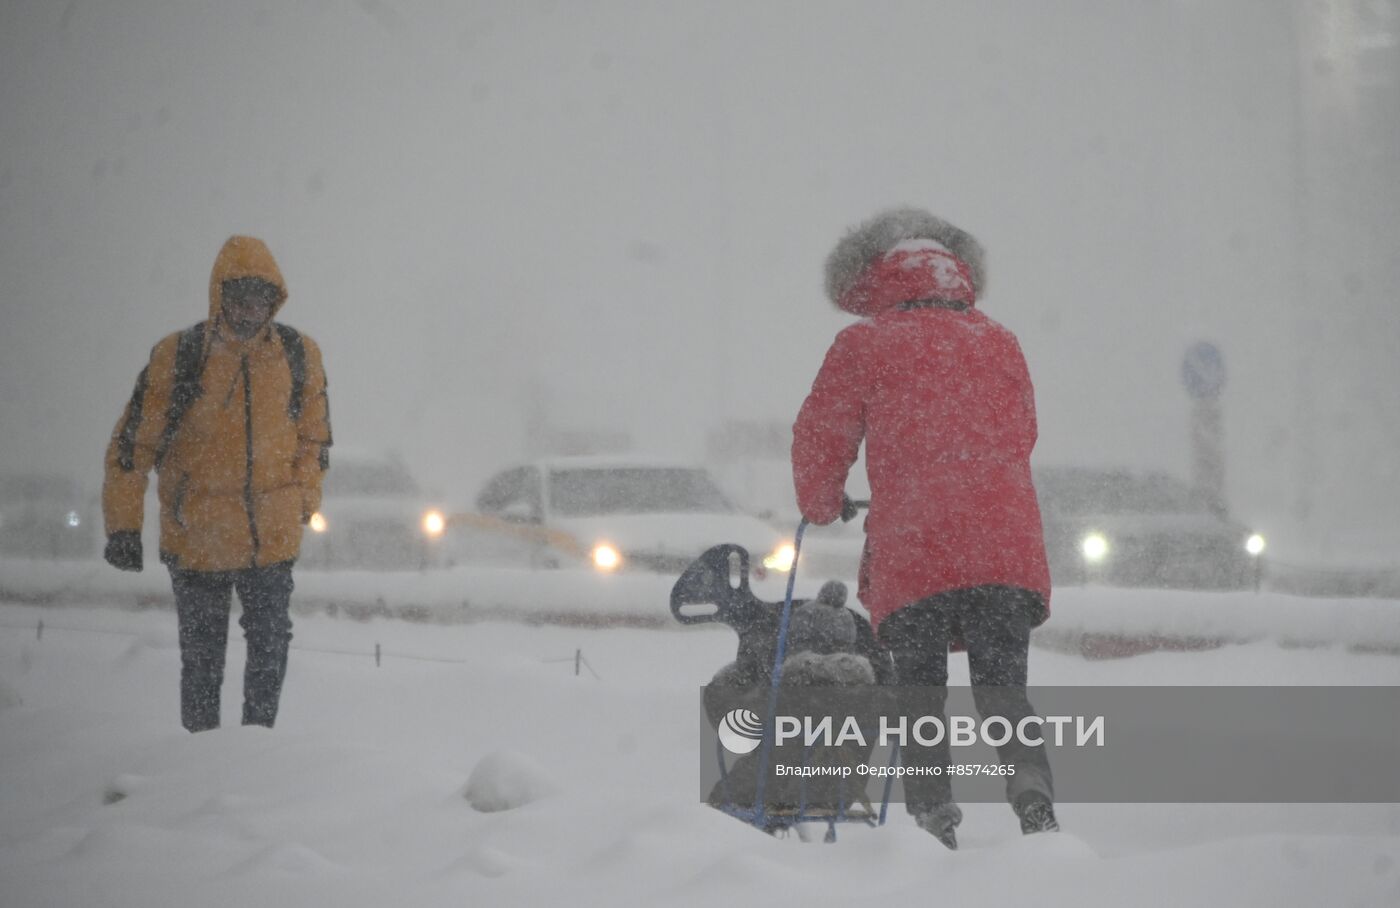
top-left (221, 276), bottom-right (280, 340)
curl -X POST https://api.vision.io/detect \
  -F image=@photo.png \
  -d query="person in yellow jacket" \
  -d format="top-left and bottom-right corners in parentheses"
top-left (103, 236), bottom-right (331, 732)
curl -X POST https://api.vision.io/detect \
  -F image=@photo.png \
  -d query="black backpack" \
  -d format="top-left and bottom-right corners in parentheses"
top-left (153, 321), bottom-right (308, 468)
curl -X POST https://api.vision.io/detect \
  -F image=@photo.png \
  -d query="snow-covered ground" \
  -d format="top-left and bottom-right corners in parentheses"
top-left (1, 600), bottom-right (1398, 907)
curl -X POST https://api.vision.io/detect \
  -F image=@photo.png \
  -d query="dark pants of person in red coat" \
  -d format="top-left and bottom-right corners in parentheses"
top-left (878, 585), bottom-right (1054, 813)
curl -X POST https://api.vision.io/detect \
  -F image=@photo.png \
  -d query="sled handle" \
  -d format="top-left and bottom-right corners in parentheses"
top-left (671, 601), bottom-right (726, 625)
top-left (750, 517), bottom-right (808, 827)
top-left (669, 543), bottom-right (753, 626)
top-left (751, 498), bottom-right (869, 829)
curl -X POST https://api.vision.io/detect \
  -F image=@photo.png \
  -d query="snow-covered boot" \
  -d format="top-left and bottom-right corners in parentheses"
top-left (913, 802), bottom-right (962, 850)
top-left (1014, 792), bottom-right (1060, 834)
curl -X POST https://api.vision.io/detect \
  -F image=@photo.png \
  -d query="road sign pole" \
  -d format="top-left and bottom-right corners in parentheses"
top-left (1191, 398), bottom-right (1226, 515)
top-left (1182, 342), bottom-right (1227, 513)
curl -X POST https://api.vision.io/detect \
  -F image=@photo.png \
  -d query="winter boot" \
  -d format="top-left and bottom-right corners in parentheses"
top-left (912, 802), bottom-right (962, 850)
top-left (1014, 792), bottom-right (1060, 834)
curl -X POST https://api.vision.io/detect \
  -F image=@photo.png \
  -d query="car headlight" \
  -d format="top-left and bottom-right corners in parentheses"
top-left (421, 509), bottom-right (446, 538)
top-left (762, 542), bottom-right (796, 573)
top-left (65, 510), bottom-right (82, 528)
top-left (417, 509), bottom-right (445, 537)
top-left (308, 512), bottom-right (328, 533)
top-left (591, 542), bottom-right (622, 572)
top-left (1245, 533), bottom-right (1266, 557)
top-left (1080, 532), bottom-right (1109, 563)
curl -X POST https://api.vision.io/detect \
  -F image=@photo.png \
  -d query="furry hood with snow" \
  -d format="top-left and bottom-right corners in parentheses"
top-left (824, 208), bottom-right (987, 315)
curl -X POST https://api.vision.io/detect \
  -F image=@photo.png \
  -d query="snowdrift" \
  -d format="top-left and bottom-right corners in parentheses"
top-left (1, 605), bottom-right (1397, 907)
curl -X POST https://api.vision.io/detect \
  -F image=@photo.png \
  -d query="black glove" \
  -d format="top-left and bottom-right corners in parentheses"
top-left (840, 495), bottom-right (861, 523)
top-left (104, 531), bottom-right (144, 572)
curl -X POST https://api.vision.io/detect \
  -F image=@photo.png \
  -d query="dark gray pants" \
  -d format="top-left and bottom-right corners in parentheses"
top-left (878, 585), bottom-right (1053, 813)
top-left (171, 562), bottom-right (294, 733)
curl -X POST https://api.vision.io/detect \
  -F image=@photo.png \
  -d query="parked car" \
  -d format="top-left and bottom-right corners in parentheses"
top-left (297, 451), bottom-right (453, 570)
top-left (1035, 466), bottom-right (1266, 589)
top-left (0, 473), bottom-right (99, 560)
top-left (470, 457), bottom-right (796, 576)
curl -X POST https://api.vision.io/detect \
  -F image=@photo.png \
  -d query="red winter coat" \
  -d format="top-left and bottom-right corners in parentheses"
top-left (792, 236), bottom-right (1051, 633)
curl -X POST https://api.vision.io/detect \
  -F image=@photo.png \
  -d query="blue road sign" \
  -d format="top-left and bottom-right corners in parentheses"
top-left (1182, 341), bottom-right (1226, 400)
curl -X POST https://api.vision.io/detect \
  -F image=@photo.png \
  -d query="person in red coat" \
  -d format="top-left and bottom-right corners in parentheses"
top-left (792, 208), bottom-right (1058, 848)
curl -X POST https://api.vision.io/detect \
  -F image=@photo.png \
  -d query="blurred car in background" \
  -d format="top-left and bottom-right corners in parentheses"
top-left (0, 473), bottom-right (99, 560)
top-left (1035, 466), bottom-right (1266, 589)
top-left (297, 451), bottom-right (453, 571)
top-left (788, 518), bottom-right (868, 583)
top-left (705, 452), bottom-right (868, 583)
top-left (469, 457), bottom-right (796, 576)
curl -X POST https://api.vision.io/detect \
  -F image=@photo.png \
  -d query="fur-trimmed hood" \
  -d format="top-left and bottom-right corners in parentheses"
top-left (824, 208), bottom-right (986, 316)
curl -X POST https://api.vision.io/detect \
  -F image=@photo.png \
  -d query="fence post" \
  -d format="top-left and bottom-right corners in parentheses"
top-left (574, 648), bottom-right (581, 676)
top-left (37, 618), bottom-right (44, 641)
top-left (375, 643), bottom-right (381, 668)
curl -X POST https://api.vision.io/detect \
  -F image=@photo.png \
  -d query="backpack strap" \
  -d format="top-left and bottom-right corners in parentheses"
top-left (155, 322), bottom-right (207, 469)
top-left (274, 323), bottom-right (307, 422)
top-left (153, 322), bottom-right (308, 469)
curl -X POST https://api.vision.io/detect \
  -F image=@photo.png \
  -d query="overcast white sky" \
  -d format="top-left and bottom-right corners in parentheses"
top-left (1, 0), bottom-right (1396, 563)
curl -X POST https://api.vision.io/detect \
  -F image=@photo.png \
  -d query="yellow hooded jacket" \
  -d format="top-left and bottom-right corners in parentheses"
top-left (103, 236), bottom-right (332, 571)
